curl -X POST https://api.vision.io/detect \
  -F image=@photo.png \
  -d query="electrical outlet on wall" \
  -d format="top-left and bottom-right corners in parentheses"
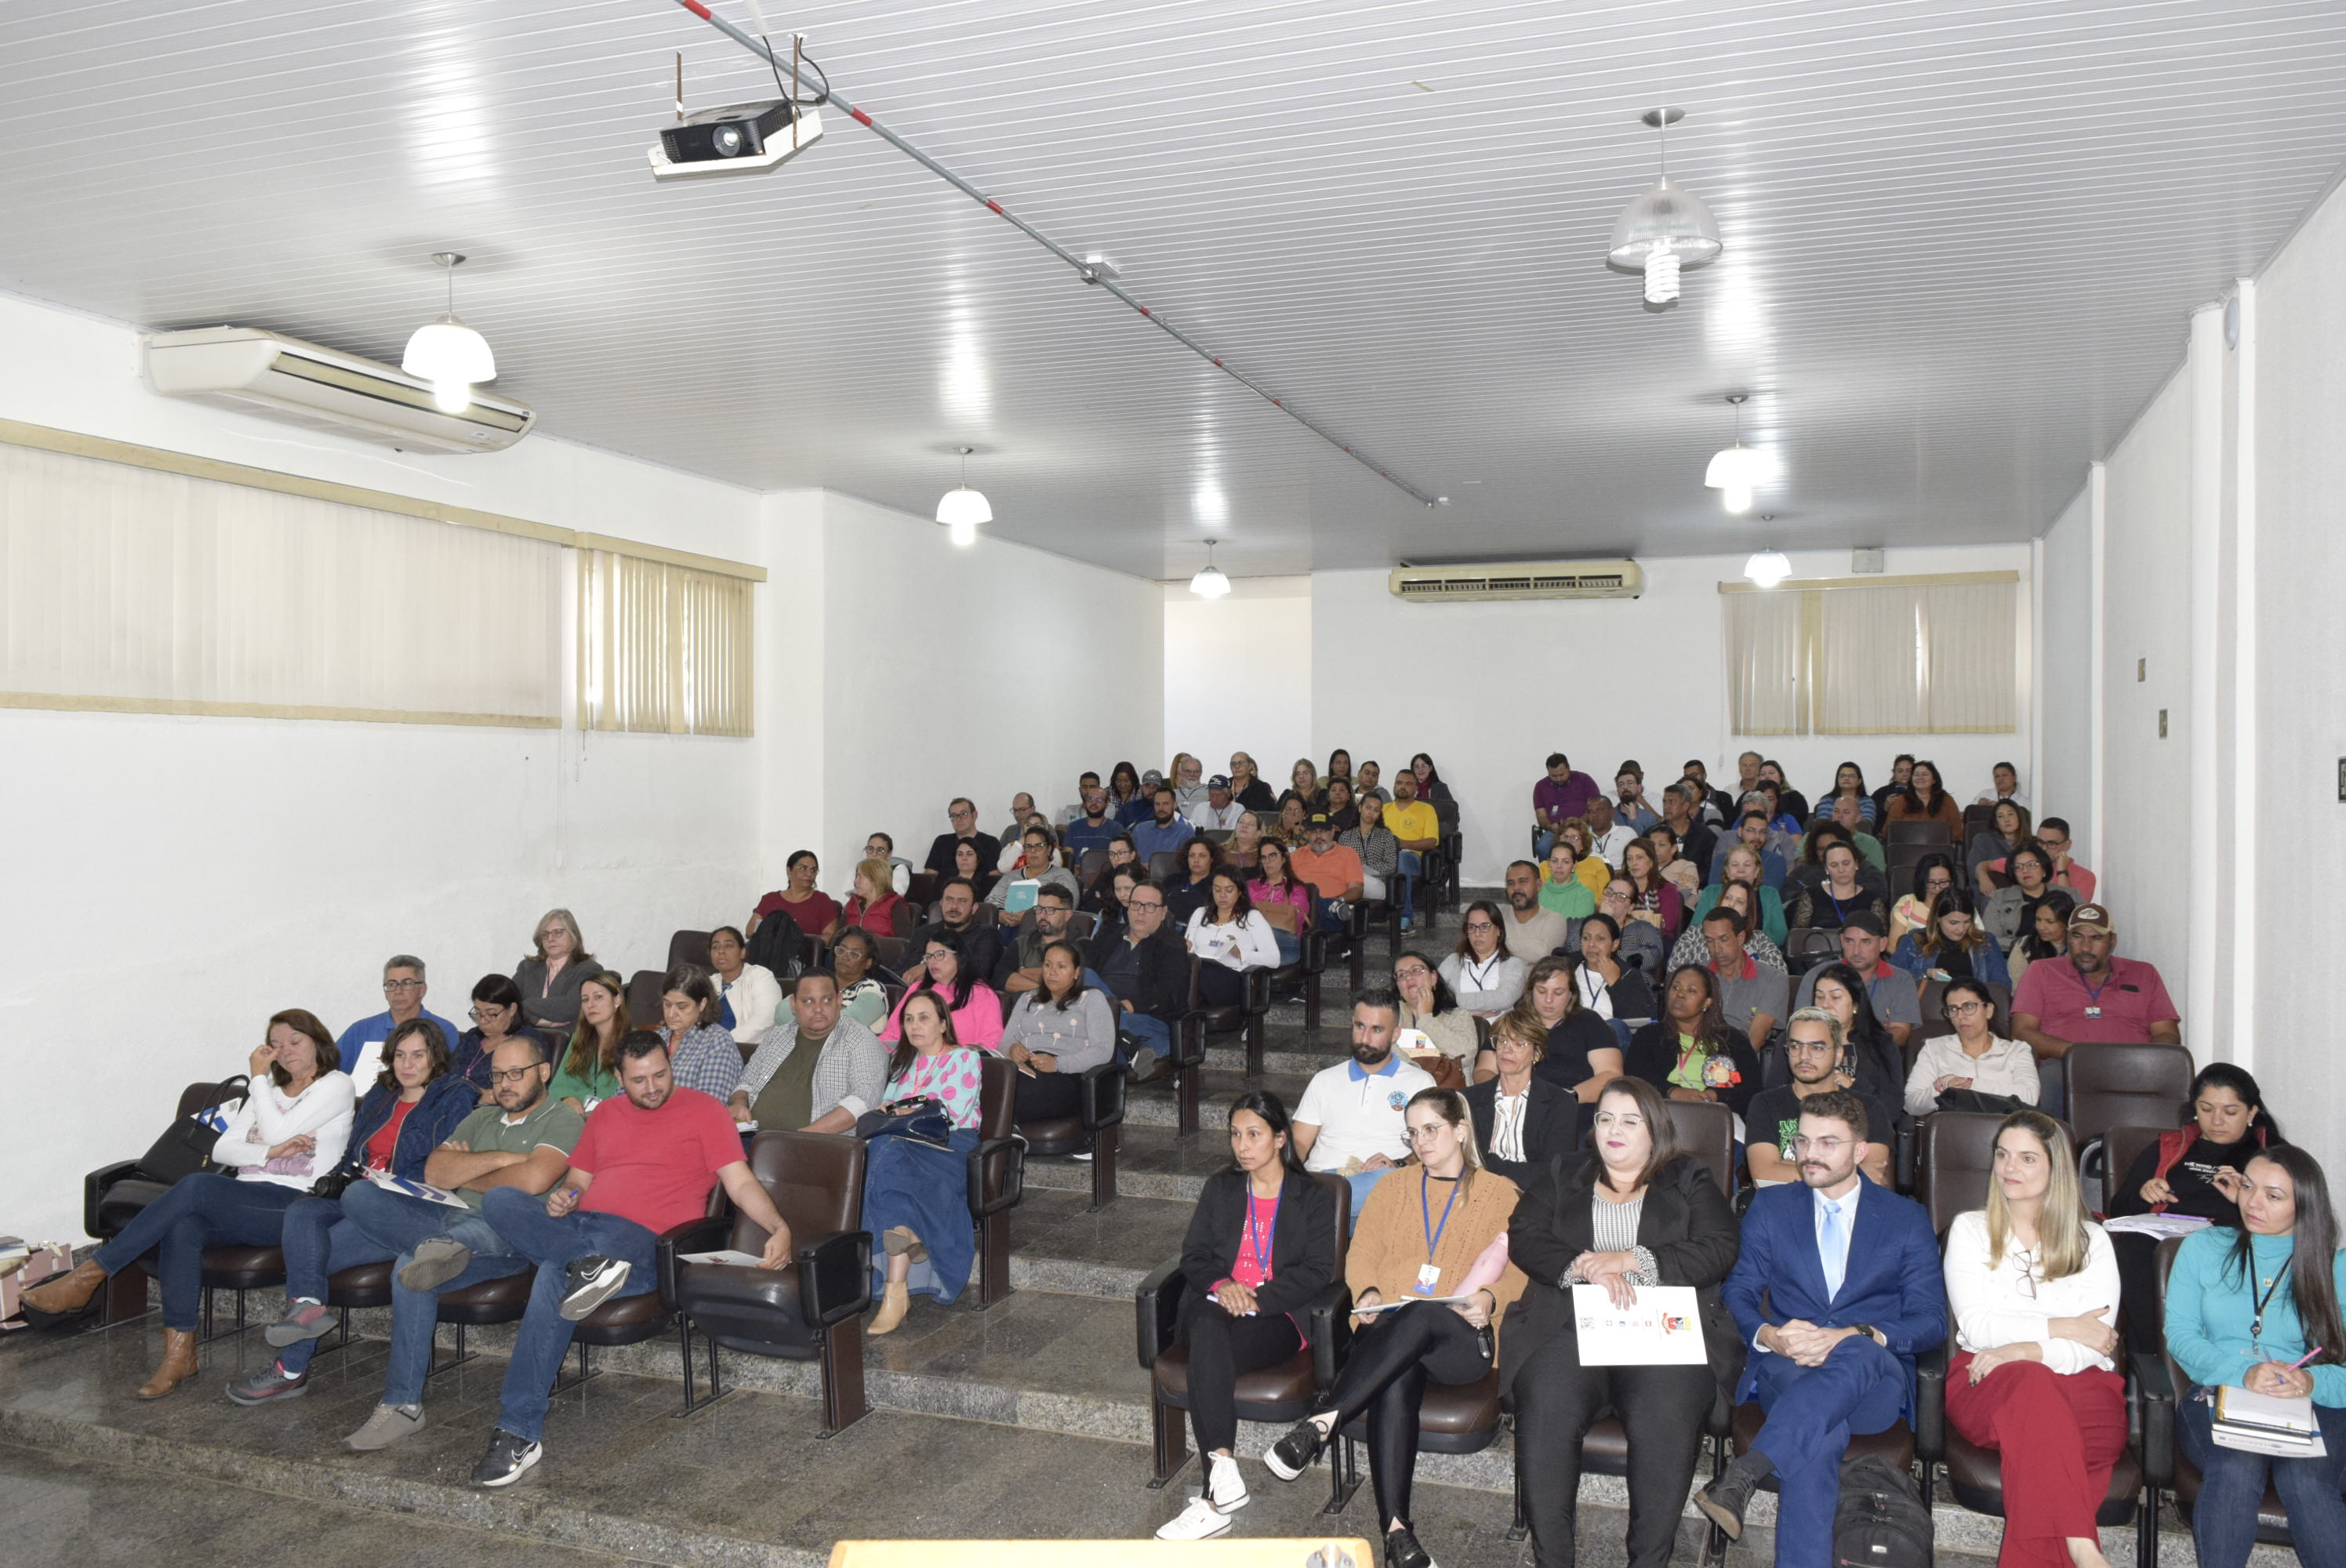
top-left (2159, 709), bottom-right (2169, 739)
top-left (2137, 659), bottom-right (2147, 682)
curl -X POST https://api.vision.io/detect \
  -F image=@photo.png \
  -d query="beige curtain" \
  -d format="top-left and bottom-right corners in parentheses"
top-left (1723, 587), bottom-right (1805, 735)
top-left (1810, 584), bottom-right (1925, 734)
top-left (577, 549), bottom-right (753, 736)
top-left (1724, 576), bottom-right (2017, 736)
top-left (0, 443), bottom-right (559, 724)
top-left (1919, 579), bottom-right (2017, 732)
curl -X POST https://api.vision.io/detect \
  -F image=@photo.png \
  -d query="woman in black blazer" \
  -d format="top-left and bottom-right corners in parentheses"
top-left (1155, 1091), bottom-right (1338, 1544)
top-left (1465, 1011), bottom-right (1579, 1185)
top-left (1502, 1076), bottom-right (1741, 1568)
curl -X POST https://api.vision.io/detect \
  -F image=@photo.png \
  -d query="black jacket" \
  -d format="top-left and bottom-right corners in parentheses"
top-left (1084, 923), bottom-right (1191, 1022)
top-left (1463, 1073), bottom-right (1579, 1188)
top-left (1500, 1151), bottom-right (1743, 1397)
top-left (1235, 779), bottom-right (1279, 814)
top-left (1179, 1167), bottom-right (1338, 1330)
top-left (924, 829), bottom-right (1001, 879)
top-left (1624, 1022), bottom-right (1763, 1120)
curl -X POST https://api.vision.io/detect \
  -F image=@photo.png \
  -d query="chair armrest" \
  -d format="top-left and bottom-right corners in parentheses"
top-left (82, 1159), bottom-right (144, 1240)
top-left (1168, 1012), bottom-right (1206, 1067)
top-left (1137, 1259), bottom-right (1190, 1368)
top-left (656, 1214), bottom-right (735, 1308)
top-left (797, 1229), bottom-right (873, 1329)
top-left (2131, 1350), bottom-right (2176, 1487)
top-left (1912, 1333), bottom-right (1949, 1461)
top-left (1306, 1282), bottom-right (1356, 1393)
top-left (1302, 930), bottom-right (1328, 974)
top-left (1080, 1061), bottom-right (1127, 1131)
top-left (1242, 965), bottom-right (1273, 1014)
top-left (968, 1134), bottom-right (1025, 1218)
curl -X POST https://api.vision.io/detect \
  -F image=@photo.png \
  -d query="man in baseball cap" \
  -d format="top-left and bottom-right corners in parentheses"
top-left (2010, 900), bottom-right (2181, 1097)
top-left (1186, 773), bottom-right (1244, 833)
top-left (1290, 813), bottom-right (1366, 934)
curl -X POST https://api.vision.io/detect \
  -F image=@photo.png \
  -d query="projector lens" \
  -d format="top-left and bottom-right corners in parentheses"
top-left (712, 122), bottom-right (746, 157)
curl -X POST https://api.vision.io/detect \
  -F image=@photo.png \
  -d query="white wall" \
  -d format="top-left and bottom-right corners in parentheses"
top-left (1303, 546), bottom-right (2036, 886)
top-left (1163, 575), bottom-right (1313, 781)
top-left (2036, 483), bottom-right (2097, 858)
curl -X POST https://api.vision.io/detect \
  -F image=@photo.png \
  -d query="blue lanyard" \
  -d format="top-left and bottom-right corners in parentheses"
top-left (1244, 1189), bottom-right (1280, 1277)
top-left (1421, 1172), bottom-right (1462, 1260)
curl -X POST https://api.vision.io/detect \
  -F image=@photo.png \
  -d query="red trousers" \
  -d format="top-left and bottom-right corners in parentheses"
top-left (1945, 1351), bottom-right (2128, 1568)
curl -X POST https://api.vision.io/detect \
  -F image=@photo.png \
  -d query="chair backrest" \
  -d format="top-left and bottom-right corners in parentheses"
top-left (1917, 1109), bottom-right (2077, 1234)
top-left (1434, 800), bottom-right (1461, 833)
top-left (177, 1080), bottom-right (228, 1118)
top-left (2101, 1123), bottom-right (2167, 1207)
top-left (978, 1053), bottom-right (1017, 1141)
top-left (2153, 1234), bottom-right (2192, 1412)
top-left (1147, 850), bottom-right (1180, 883)
top-left (624, 968), bottom-right (666, 1024)
top-left (1066, 909), bottom-right (1101, 942)
top-left (904, 871), bottom-right (941, 910)
top-left (1961, 803), bottom-right (1996, 837)
top-left (1204, 829), bottom-right (1233, 848)
top-left (666, 929), bottom-right (713, 975)
top-left (1785, 927), bottom-right (1836, 962)
top-left (1885, 820), bottom-right (1952, 847)
top-left (890, 898), bottom-right (921, 938)
top-left (735, 1130), bottom-right (865, 1252)
top-left (872, 935), bottom-right (911, 972)
top-left (2064, 1042), bottom-right (2195, 1149)
top-left (1077, 848), bottom-right (1109, 888)
top-left (1310, 1171), bottom-right (1356, 1271)
top-left (1658, 1100), bottom-right (1734, 1196)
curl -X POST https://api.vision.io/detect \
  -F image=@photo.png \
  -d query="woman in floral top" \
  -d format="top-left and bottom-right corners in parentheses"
top-left (866, 990), bottom-right (988, 1334)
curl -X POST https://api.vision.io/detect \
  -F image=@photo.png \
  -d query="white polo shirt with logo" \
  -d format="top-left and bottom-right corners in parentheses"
top-left (1294, 1052), bottom-right (1439, 1173)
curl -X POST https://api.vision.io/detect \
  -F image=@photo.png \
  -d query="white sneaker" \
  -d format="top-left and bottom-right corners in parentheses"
top-left (1207, 1453), bottom-right (1248, 1512)
top-left (1155, 1495), bottom-right (1233, 1541)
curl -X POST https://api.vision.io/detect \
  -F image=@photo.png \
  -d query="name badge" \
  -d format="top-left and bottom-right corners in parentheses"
top-left (1415, 1263), bottom-right (1442, 1294)
top-left (2083, 1006), bottom-right (2102, 1018)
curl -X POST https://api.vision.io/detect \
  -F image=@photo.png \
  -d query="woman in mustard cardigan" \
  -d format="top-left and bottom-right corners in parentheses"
top-left (1262, 1087), bottom-right (1527, 1568)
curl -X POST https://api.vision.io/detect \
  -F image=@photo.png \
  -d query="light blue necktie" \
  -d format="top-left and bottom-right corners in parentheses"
top-left (1819, 1196), bottom-right (1848, 1301)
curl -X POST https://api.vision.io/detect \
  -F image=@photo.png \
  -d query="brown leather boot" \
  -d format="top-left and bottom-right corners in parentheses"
top-left (137, 1328), bottom-right (199, 1399)
top-left (20, 1258), bottom-right (106, 1318)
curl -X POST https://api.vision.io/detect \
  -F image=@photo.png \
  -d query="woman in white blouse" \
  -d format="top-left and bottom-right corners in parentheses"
top-left (1184, 869), bottom-right (1281, 1008)
top-left (1439, 900), bottom-right (1529, 1018)
top-left (1904, 977), bottom-right (2039, 1116)
top-left (707, 925), bottom-right (783, 1046)
top-left (1941, 1112), bottom-right (2124, 1568)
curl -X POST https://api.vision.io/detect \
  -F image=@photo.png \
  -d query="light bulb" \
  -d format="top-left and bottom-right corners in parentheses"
top-left (1643, 240), bottom-right (1680, 305)
top-left (401, 316), bottom-right (495, 386)
top-left (948, 515), bottom-right (978, 547)
top-left (1723, 483), bottom-right (1753, 515)
top-left (431, 379), bottom-right (470, 414)
top-left (1189, 564), bottom-right (1231, 599)
top-left (1745, 550), bottom-right (1792, 588)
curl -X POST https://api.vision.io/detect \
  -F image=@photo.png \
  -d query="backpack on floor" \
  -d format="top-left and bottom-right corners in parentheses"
top-left (1834, 1453), bottom-right (1933, 1568)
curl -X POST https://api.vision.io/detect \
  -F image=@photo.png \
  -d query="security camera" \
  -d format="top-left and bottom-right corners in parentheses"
top-left (648, 100), bottom-right (825, 180)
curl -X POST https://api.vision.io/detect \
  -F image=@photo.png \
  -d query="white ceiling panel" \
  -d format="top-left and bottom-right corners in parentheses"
top-left (2, 0), bottom-right (2342, 576)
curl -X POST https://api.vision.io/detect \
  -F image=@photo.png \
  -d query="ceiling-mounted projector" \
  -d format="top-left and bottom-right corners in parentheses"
top-left (648, 100), bottom-right (823, 180)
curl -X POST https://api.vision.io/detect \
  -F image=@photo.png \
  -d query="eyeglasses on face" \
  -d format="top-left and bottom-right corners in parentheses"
top-left (489, 1066), bottom-right (539, 1084)
top-left (1464, 920), bottom-right (1498, 932)
top-left (1946, 1000), bottom-right (1986, 1016)
top-left (1789, 1135), bottom-right (1853, 1156)
top-left (383, 978), bottom-right (425, 991)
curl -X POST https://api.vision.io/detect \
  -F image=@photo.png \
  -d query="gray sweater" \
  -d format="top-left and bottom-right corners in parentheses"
top-left (998, 987), bottom-right (1118, 1074)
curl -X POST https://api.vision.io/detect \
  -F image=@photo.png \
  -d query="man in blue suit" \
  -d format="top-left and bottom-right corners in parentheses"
top-left (1697, 1089), bottom-right (1945, 1568)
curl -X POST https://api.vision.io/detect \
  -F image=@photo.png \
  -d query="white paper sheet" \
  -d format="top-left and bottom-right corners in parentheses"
top-left (1571, 1284), bottom-right (1709, 1365)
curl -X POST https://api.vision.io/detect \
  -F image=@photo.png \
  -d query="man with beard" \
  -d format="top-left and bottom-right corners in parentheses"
top-left (1501, 858), bottom-right (1569, 961)
top-left (1291, 989), bottom-right (1436, 1216)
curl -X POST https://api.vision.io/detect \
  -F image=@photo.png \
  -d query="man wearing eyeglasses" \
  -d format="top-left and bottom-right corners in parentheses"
top-left (921, 797), bottom-right (1000, 879)
top-left (1083, 884), bottom-right (1187, 1080)
top-left (1742, 1011), bottom-right (1894, 1189)
top-left (1701, 1090), bottom-right (1945, 1568)
top-left (336, 954), bottom-right (463, 1088)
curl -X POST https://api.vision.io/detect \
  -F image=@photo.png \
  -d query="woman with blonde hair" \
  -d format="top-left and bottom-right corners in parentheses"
top-left (514, 908), bottom-right (597, 1033)
top-left (833, 857), bottom-right (907, 940)
top-left (1942, 1112), bottom-right (2124, 1568)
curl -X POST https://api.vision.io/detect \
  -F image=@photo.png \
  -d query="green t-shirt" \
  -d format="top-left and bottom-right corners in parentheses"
top-left (444, 1098), bottom-right (586, 1210)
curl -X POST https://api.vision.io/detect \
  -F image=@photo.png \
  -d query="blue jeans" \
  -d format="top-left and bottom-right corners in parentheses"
top-left (1120, 1011), bottom-right (1171, 1062)
top-left (1346, 1166), bottom-right (1400, 1217)
top-left (478, 1185), bottom-right (659, 1444)
top-left (1396, 850), bottom-right (1424, 921)
top-left (2180, 1387), bottom-right (2346, 1568)
top-left (92, 1172), bottom-right (304, 1332)
top-left (340, 1181), bottom-right (531, 1408)
top-left (274, 1194), bottom-right (397, 1374)
top-left (1747, 1335), bottom-right (1909, 1568)
top-left (1271, 929), bottom-right (1304, 966)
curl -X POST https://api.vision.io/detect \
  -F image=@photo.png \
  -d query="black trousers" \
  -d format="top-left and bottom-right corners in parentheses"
top-left (1319, 1303), bottom-right (1492, 1527)
top-left (1013, 1068), bottom-right (1084, 1122)
top-left (1511, 1334), bottom-right (1715, 1568)
top-left (1197, 960), bottom-right (1247, 1007)
top-left (1184, 1297), bottom-right (1305, 1455)
top-left (2113, 1231), bottom-right (2165, 1355)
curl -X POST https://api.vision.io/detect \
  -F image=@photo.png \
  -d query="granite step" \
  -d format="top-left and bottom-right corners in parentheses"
top-left (1022, 1123), bottom-right (1226, 1203)
top-left (1122, 1065), bottom-right (1320, 1128)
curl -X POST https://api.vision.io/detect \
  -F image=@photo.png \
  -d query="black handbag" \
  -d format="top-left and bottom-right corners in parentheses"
top-left (1934, 1087), bottom-right (2032, 1117)
top-left (853, 1098), bottom-right (953, 1150)
top-left (135, 1075), bottom-right (250, 1185)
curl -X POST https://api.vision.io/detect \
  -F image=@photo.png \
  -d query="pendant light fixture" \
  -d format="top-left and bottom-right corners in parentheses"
top-left (1608, 107), bottom-right (1722, 306)
top-left (400, 252), bottom-right (497, 413)
top-left (935, 446), bottom-right (990, 546)
top-left (1705, 393), bottom-right (1765, 514)
top-left (1188, 539), bottom-right (1231, 600)
top-left (1744, 546), bottom-right (1792, 588)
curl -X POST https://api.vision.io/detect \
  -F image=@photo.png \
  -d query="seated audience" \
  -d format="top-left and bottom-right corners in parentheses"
top-left (1698, 909), bottom-right (1791, 1054)
top-left (1872, 754), bottom-right (1916, 823)
top-left (2166, 1146), bottom-right (2346, 1568)
top-left (1132, 785), bottom-right (1199, 862)
top-left (1247, 839), bottom-right (1313, 965)
top-left (912, 877), bottom-right (1003, 988)
top-left (1648, 820), bottom-right (1703, 903)
top-left (2017, 817), bottom-right (2095, 902)
top-left (1516, 953), bottom-right (1625, 1110)
top-left (1288, 756), bottom-right (1323, 808)
top-left (1709, 811), bottom-right (1789, 889)
top-left (1745, 1010), bottom-right (1893, 1189)
top-left (1538, 840), bottom-right (1598, 920)
top-left (1981, 844), bottom-right (2058, 947)
top-left (706, 926), bottom-right (782, 1047)
top-left (513, 912), bottom-right (595, 1036)
top-left (1271, 792), bottom-right (1312, 845)
top-left (1340, 793), bottom-right (1402, 909)
top-left (865, 831), bottom-right (917, 895)
top-left (1534, 752), bottom-right (1603, 858)
top-left (1942, 1113), bottom-right (2124, 1568)
top-left (749, 853), bottom-right (840, 947)
top-left (1000, 941), bottom-right (1118, 1124)
top-left (1973, 760), bottom-right (2033, 813)
top-left (1884, 757), bottom-right (1964, 837)
top-left (24, 1011), bottom-right (355, 1399)
top-left (1356, 759), bottom-right (1389, 804)
top-left (547, 971), bottom-right (630, 1111)
top-left (1224, 811), bottom-right (1268, 875)
top-left (1441, 901), bottom-right (1530, 1018)
top-left (1612, 761), bottom-right (1662, 833)
top-left (865, 993), bottom-right (993, 1335)
top-left (995, 886), bottom-right (1082, 995)
top-left (1085, 863), bottom-right (1146, 935)
top-left (1698, 1091), bottom-right (1945, 1564)
top-left (1904, 978), bottom-right (2038, 1116)
top-left (883, 930), bottom-right (1004, 1051)
top-left (827, 928), bottom-right (894, 1030)
top-left (1791, 916), bottom-right (1921, 1047)
top-left (948, 837), bottom-right (1000, 904)
top-left (2105, 1063), bottom-right (2279, 1354)
top-left (1188, 773), bottom-right (1246, 832)
top-left (1574, 914), bottom-right (1657, 1022)
top-left (1819, 761), bottom-right (1879, 826)
top-left (1394, 949), bottom-right (1480, 1071)
top-left (1259, 1090), bottom-right (1526, 1568)
top-left (1506, 1075), bottom-right (1741, 1568)
top-left (341, 954), bottom-right (463, 1086)
top-left (1582, 793), bottom-right (1637, 867)
top-left (1106, 760), bottom-right (1150, 824)
top-left (1153, 1092), bottom-right (1338, 1543)
top-left (1689, 845), bottom-right (1790, 947)
top-left (993, 791), bottom-right (1041, 858)
top-left (1183, 869), bottom-right (1281, 1007)
top-left (1672, 884), bottom-right (1788, 975)
top-left (453, 975), bottom-right (535, 1102)
top-left (1228, 752), bottom-right (1278, 814)
top-left (1164, 835), bottom-right (1222, 930)
top-left (1785, 841), bottom-right (1890, 933)
top-left (732, 971), bottom-right (889, 1134)
top-left (1292, 991), bottom-right (1438, 1215)
top-left (1321, 777), bottom-right (1362, 833)
top-left (1084, 882), bottom-right (1186, 1077)
top-left (1168, 753), bottom-right (1208, 812)
top-left (1799, 793), bottom-right (1887, 872)
top-left (2010, 903), bottom-right (2179, 1065)
top-left (1409, 753), bottom-right (1454, 803)
top-left (1502, 858), bottom-right (1571, 961)
top-left (1625, 966), bottom-right (1762, 1121)
top-left (1760, 760), bottom-right (1810, 825)
top-left (1058, 770), bottom-right (1103, 824)
top-left (1661, 781), bottom-right (1720, 884)
top-left (986, 826), bottom-right (1080, 925)
top-left (1892, 887), bottom-right (2012, 986)
top-left (2003, 889), bottom-right (2076, 989)
top-left (836, 857), bottom-right (907, 941)
top-left (228, 1018), bottom-right (478, 1403)
top-left (1289, 814), bottom-right (1367, 934)
top-left (1465, 1012), bottom-right (1578, 1185)
top-left (923, 797), bottom-right (1000, 878)
top-left (1967, 800), bottom-right (2033, 891)
top-left (1318, 748), bottom-right (1355, 800)
top-left (656, 966), bottom-right (742, 1102)
top-left (1618, 838), bottom-right (1683, 941)
top-left (461, 1033), bottom-right (790, 1486)
top-left (1555, 819), bottom-right (1613, 901)
top-left (1890, 852), bottom-right (1959, 950)
top-left (1063, 786), bottom-right (1122, 862)
top-left (1802, 962), bottom-right (1911, 1122)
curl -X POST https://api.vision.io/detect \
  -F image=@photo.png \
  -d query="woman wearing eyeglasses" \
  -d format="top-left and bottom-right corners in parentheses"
top-left (513, 908), bottom-right (597, 1033)
top-left (1904, 978), bottom-right (2038, 1117)
top-left (1440, 901), bottom-right (1529, 1020)
top-left (452, 975), bottom-right (539, 1102)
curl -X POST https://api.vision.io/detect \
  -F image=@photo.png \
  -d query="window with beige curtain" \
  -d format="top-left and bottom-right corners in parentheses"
top-left (1723, 575), bottom-right (2017, 735)
top-left (576, 549), bottom-right (754, 736)
top-left (0, 442), bottom-right (560, 724)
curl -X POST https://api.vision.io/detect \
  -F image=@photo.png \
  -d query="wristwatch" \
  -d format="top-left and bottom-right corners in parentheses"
top-left (1848, 1323), bottom-right (1882, 1345)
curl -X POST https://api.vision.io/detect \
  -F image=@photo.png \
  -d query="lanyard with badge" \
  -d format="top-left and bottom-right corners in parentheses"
top-left (2251, 1257), bottom-right (2294, 1352)
top-left (2080, 970), bottom-right (2111, 1021)
top-left (1417, 1171), bottom-right (1460, 1294)
top-left (1245, 1188), bottom-right (1280, 1281)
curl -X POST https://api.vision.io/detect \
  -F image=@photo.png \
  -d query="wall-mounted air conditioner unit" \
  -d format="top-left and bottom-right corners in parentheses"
top-left (1387, 559), bottom-right (1643, 601)
top-left (142, 326), bottom-right (536, 454)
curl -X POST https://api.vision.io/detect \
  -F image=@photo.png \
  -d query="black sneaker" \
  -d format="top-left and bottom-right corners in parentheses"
top-left (1694, 1465), bottom-right (1760, 1540)
top-left (1263, 1416), bottom-right (1327, 1481)
top-left (1384, 1520), bottom-right (1434, 1568)
top-left (557, 1256), bottom-right (631, 1320)
top-left (470, 1428), bottom-right (543, 1488)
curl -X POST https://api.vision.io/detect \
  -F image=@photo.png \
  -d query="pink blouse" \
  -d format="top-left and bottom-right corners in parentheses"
top-left (880, 982), bottom-right (1006, 1053)
top-left (884, 1047), bottom-right (986, 1130)
top-left (1247, 878), bottom-right (1315, 929)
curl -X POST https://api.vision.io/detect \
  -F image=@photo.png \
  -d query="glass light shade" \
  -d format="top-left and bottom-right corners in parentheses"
top-left (1607, 178), bottom-right (1723, 270)
top-left (948, 516), bottom-right (978, 547)
top-left (1745, 550), bottom-right (1793, 588)
top-left (1189, 564), bottom-right (1231, 599)
top-left (935, 485), bottom-right (993, 528)
top-left (1704, 444), bottom-right (1767, 491)
top-left (401, 315), bottom-right (495, 385)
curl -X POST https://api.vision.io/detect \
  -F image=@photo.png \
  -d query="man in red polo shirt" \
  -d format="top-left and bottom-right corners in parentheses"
top-left (2010, 903), bottom-right (2179, 1062)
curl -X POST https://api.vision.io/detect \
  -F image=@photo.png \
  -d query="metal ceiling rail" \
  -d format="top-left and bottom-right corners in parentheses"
top-left (667, 0), bottom-right (1444, 508)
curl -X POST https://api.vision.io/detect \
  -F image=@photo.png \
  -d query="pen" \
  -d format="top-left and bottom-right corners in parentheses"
top-left (2288, 1346), bottom-right (2325, 1370)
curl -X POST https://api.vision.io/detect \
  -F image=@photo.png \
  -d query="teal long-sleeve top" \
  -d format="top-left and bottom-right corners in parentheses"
top-left (2166, 1227), bottom-right (2346, 1405)
top-left (1690, 882), bottom-right (1789, 949)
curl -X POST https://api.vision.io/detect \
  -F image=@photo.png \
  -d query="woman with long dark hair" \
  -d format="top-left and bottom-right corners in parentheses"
top-left (453, 973), bottom-right (536, 1101)
top-left (998, 940), bottom-right (1117, 1122)
top-left (1624, 966), bottom-right (1760, 1120)
top-left (1619, 837), bottom-right (1684, 941)
top-left (2166, 1145), bottom-right (2346, 1568)
top-left (2005, 887), bottom-right (2076, 988)
top-left (1968, 800), bottom-right (2034, 892)
top-left (1442, 900), bottom-right (1530, 1018)
top-left (1183, 868), bottom-right (1280, 1007)
top-left (1892, 887), bottom-right (2011, 985)
top-left (549, 970), bottom-right (630, 1110)
top-left (1154, 1092), bottom-right (1338, 1543)
top-left (1886, 757), bottom-right (1963, 836)
top-left (1247, 838), bottom-right (1313, 966)
top-left (1107, 759), bottom-right (1149, 824)
top-left (2108, 1063), bottom-right (2282, 1353)
top-left (1890, 851), bottom-right (1959, 950)
top-left (864, 990), bottom-right (990, 1334)
top-left (1167, 833), bottom-right (1223, 928)
top-left (1824, 761), bottom-right (1876, 826)
top-left (1409, 753), bottom-right (1453, 804)
top-left (1806, 960), bottom-right (1910, 1118)
top-left (1984, 844), bottom-right (2061, 947)
top-left (880, 929), bottom-right (1004, 1052)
